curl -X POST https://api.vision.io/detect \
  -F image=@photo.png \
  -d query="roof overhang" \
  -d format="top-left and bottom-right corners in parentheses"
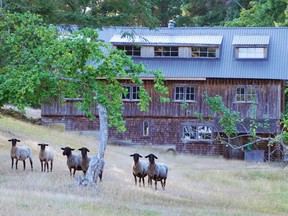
top-left (110, 35), bottom-right (223, 46)
top-left (232, 35), bottom-right (270, 46)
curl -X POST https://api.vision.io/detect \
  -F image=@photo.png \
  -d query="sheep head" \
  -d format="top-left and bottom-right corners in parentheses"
top-left (145, 153), bottom-right (158, 164)
top-left (61, 147), bottom-right (75, 156)
top-left (38, 143), bottom-right (49, 150)
top-left (8, 138), bottom-right (21, 146)
top-left (78, 147), bottom-right (90, 157)
top-left (130, 153), bottom-right (142, 163)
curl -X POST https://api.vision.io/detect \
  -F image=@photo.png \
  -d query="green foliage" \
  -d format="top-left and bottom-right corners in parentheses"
top-left (203, 93), bottom-right (242, 136)
top-left (0, 11), bottom-right (60, 110)
top-left (0, 11), bottom-right (168, 132)
top-left (225, 0), bottom-right (287, 27)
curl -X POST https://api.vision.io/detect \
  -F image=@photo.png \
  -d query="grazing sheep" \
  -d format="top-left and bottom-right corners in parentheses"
top-left (130, 153), bottom-right (148, 187)
top-left (38, 143), bottom-right (54, 172)
top-left (145, 153), bottom-right (168, 190)
top-left (78, 147), bottom-right (104, 182)
top-left (8, 138), bottom-right (33, 171)
top-left (61, 147), bottom-right (83, 177)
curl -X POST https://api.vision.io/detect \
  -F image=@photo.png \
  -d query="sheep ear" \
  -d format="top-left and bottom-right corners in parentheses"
top-left (130, 154), bottom-right (134, 157)
top-left (38, 144), bottom-right (41, 146)
top-left (45, 144), bottom-right (49, 146)
top-left (144, 155), bottom-right (149, 158)
top-left (61, 148), bottom-right (65, 150)
top-left (71, 148), bottom-right (75, 151)
top-left (139, 154), bottom-right (142, 158)
top-left (87, 149), bottom-right (90, 152)
top-left (17, 139), bottom-right (20, 142)
top-left (78, 148), bottom-right (82, 151)
top-left (153, 154), bottom-right (158, 159)
top-left (8, 139), bottom-right (12, 142)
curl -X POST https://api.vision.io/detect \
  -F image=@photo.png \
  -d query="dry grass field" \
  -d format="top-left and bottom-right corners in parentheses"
top-left (0, 114), bottom-right (288, 216)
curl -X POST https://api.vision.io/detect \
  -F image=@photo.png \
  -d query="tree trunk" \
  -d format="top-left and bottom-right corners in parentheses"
top-left (77, 104), bottom-right (107, 186)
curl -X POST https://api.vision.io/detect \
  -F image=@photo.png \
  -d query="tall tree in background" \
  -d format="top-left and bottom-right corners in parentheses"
top-left (225, 0), bottom-right (287, 26)
top-left (1, 0), bottom-right (160, 28)
top-left (152, 0), bottom-right (182, 26)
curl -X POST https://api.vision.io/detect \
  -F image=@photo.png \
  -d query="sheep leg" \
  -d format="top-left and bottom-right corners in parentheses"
top-left (154, 180), bottom-right (157, 190)
top-left (40, 160), bottom-right (43, 172)
top-left (73, 168), bottom-right (76, 177)
top-left (163, 178), bottom-right (166, 188)
top-left (15, 159), bottom-right (19, 170)
top-left (50, 161), bottom-right (53, 172)
top-left (11, 157), bottom-right (14, 169)
top-left (45, 161), bottom-right (49, 172)
top-left (142, 177), bottom-right (145, 187)
top-left (29, 158), bottom-right (33, 171)
top-left (132, 174), bottom-right (137, 185)
top-left (160, 180), bottom-right (165, 190)
top-left (148, 177), bottom-right (152, 188)
top-left (23, 160), bottom-right (26, 170)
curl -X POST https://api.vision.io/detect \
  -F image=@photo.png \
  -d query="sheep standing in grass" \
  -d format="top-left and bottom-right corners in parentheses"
top-left (130, 153), bottom-right (148, 187)
top-left (38, 143), bottom-right (54, 172)
top-left (61, 147), bottom-right (83, 177)
top-left (8, 138), bottom-right (33, 171)
top-left (78, 147), bottom-right (104, 181)
top-left (145, 153), bottom-right (168, 190)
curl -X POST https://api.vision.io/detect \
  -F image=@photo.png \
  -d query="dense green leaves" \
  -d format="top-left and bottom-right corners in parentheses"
top-left (225, 0), bottom-right (287, 27)
top-left (0, 11), bottom-right (168, 132)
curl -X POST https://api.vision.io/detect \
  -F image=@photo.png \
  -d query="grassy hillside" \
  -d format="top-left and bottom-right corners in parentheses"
top-left (0, 114), bottom-right (288, 216)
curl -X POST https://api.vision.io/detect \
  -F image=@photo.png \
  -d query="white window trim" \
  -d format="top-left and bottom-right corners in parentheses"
top-left (173, 85), bottom-right (196, 102)
top-left (234, 47), bottom-right (268, 59)
top-left (182, 125), bottom-right (213, 141)
top-left (191, 46), bottom-right (220, 58)
top-left (235, 85), bottom-right (257, 103)
top-left (122, 85), bottom-right (140, 101)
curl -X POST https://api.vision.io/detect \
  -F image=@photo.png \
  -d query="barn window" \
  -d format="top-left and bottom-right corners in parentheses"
top-left (122, 85), bottom-right (140, 101)
top-left (191, 46), bottom-right (219, 58)
top-left (235, 86), bottom-right (257, 103)
top-left (183, 125), bottom-right (212, 140)
top-left (154, 46), bottom-right (178, 57)
top-left (232, 35), bottom-right (269, 60)
top-left (235, 47), bottom-right (267, 59)
top-left (116, 45), bottom-right (141, 56)
top-left (174, 86), bottom-right (195, 102)
top-left (143, 121), bottom-right (149, 136)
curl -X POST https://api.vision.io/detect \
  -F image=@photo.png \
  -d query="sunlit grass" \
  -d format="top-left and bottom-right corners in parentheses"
top-left (0, 114), bottom-right (288, 216)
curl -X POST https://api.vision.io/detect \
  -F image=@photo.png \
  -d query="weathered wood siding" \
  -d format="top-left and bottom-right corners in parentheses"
top-left (41, 79), bottom-right (284, 155)
top-left (42, 79), bottom-right (284, 120)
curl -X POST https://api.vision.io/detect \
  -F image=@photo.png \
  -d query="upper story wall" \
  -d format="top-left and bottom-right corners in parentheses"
top-left (41, 78), bottom-right (284, 121)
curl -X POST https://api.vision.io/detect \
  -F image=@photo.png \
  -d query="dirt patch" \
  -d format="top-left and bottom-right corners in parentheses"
top-left (0, 106), bottom-right (41, 124)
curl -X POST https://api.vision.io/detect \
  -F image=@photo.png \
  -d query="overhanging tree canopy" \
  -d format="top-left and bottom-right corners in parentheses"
top-left (0, 11), bottom-right (168, 185)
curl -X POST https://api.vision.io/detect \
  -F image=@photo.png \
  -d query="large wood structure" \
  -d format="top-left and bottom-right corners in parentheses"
top-left (41, 26), bottom-right (288, 158)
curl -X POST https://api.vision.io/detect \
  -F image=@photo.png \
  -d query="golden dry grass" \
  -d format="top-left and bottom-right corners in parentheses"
top-left (0, 115), bottom-right (288, 216)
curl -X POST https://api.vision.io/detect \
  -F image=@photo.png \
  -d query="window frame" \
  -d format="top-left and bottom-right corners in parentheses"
top-left (173, 85), bottom-right (196, 102)
top-left (235, 85), bottom-right (257, 103)
top-left (122, 85), bottom-right (140, 101)
top-left (154, 46), bottom-right (179, 57)
top-left (182, 124), bottom-right (213, 141)
top-left (116, 45), bottom-right (141, 56)
top-left (234, 46), bottom-right (268, 60)
top-left (143, 121), bottom-right (150, 136)
top-left (191, 46), bottom-right (220, 58)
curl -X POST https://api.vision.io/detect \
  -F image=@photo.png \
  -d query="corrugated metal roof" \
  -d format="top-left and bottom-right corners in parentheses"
top-left (110, 35), bottom-right (223, 46)
top-left (97, 27), bottom-right (288, 80)
top-left (232, 35), bottom-right (270, 45)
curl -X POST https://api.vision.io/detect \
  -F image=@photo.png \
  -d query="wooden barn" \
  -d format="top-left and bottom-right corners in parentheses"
top-left (41, 26), bottom-right (288, 159)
